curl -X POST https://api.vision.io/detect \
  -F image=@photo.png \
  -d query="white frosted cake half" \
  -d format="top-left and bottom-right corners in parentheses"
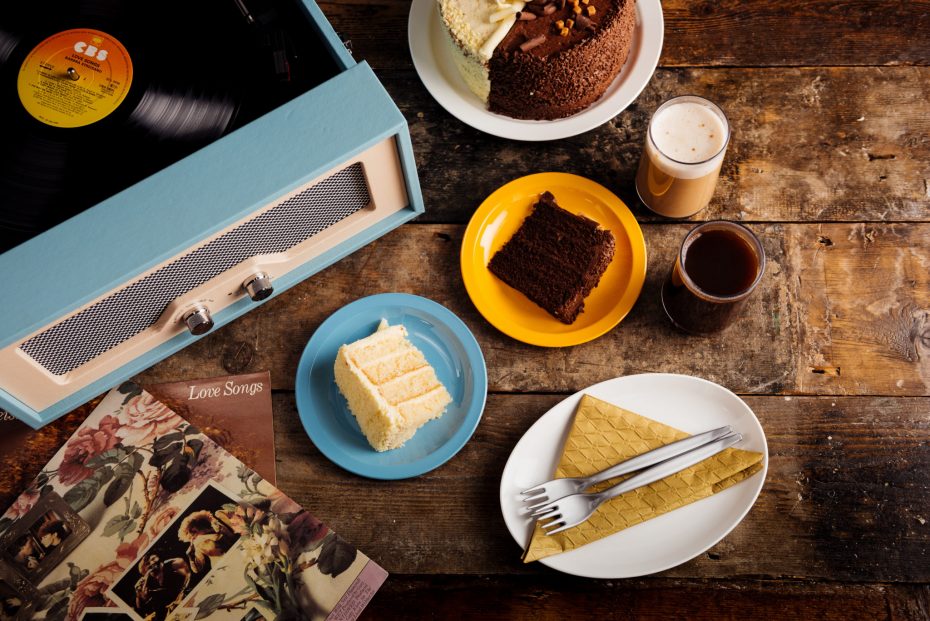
top-left (334, 320), bottom-right (453, 452)
top-left (438, 0), bottom-right (524, 102)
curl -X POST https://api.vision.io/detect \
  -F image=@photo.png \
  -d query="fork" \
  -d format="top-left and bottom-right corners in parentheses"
top-left (532, 432), bottom-right (744, 535)
top-left (521, 425), bottom-right (733, 509)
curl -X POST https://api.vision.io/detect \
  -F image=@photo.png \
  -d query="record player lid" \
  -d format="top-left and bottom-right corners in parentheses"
top-left (0, 61), bottom-right (409, 349)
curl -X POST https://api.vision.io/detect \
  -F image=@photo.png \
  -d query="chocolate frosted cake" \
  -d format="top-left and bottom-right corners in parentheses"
top-left (438, 0), bottom-right (636, 120)
top-left (488, 191), bottom-right (615, 323)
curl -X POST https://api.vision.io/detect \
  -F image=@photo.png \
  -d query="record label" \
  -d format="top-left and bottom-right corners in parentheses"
top-left (17, 28), bottom-right (132, 128)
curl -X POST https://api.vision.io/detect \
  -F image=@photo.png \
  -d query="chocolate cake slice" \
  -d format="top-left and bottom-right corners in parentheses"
top-left (488, 191), bottom-right (615, 324)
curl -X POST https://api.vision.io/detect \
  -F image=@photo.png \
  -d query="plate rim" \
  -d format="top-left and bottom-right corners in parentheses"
top-left (407, 0), bottom-right (664, 141)
top-left (295, 292), bottom-right (488, 480)
top-left (498, 373), bottom-right (769, 578)
top-left (460, 172), bottom-right (647, 347)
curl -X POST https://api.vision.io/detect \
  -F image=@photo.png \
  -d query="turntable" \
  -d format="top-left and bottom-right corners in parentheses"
top-left (0, 0), bottom-right (424, 427)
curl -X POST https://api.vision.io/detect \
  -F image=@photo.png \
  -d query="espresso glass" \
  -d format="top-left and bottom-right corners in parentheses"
top-left (661, 221), bottom-right (765, 334)
top-left (635, 95), bottom-right (730, 218)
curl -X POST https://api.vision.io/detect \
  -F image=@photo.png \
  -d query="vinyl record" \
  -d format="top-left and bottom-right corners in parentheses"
top-left (0, 0), bottom-right (338, 253)
top-left (0, 0), bottom-right (249, 252)
top-left (0, 28), bottom-right (21, 68)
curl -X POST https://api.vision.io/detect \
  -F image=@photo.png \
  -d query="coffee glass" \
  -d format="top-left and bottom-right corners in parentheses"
top-left (661, 221), bottom-right (765, 334)
top-left (635, 95), bottom-right (730, 218)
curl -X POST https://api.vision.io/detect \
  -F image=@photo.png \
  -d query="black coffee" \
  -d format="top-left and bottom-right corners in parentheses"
top-left (662, 225), bottom-right (763, 334)
top-left (684, 229), bottom-right (760, 296)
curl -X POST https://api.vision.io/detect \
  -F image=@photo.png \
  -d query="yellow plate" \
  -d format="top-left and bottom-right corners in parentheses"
top-left (461, 173), bottom-right (647, 347)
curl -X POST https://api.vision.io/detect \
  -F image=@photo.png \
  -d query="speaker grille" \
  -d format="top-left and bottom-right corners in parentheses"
top-left (21, 163), bottom-right (370, 376)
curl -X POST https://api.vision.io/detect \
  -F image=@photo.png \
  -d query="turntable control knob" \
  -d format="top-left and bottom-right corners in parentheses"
top-left (182, 306), bottom-right (214, 336)
top-left (243, 272), bottom-right (274, 302)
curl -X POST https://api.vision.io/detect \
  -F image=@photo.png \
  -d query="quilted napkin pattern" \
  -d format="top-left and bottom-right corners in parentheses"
top-left (523, 394), bottom-right (764, 563)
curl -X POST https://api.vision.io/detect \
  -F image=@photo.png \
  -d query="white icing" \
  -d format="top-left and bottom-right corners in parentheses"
top-left (437, 0), bottom-right (523, 101)
top-left (478, 12), bottom-right (520, 61)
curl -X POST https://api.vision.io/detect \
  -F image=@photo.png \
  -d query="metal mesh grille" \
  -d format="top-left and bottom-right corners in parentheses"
top-left (21, 163), bottom-right (370, 376)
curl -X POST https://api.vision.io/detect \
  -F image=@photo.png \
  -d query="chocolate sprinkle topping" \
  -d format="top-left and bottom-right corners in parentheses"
top-left (575, 13), bottom-right (594, 29)
top-left (517, 10), bottom-right (537, 20)
top-left (488, 0), bottom-right (637, 120)
top-left (519, 34), bottom-right (547, 52)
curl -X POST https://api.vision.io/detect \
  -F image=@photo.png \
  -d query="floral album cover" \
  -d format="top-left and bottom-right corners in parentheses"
top-left (0, 372), bottom-right (277, 506)
top-left (0, 384), bottom-right (387, 621)
top-left (146, 372), bottom-right (277, 485)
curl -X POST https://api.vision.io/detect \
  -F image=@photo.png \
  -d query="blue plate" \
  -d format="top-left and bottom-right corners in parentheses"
top-left (295, 293), bottom-right (488, 479)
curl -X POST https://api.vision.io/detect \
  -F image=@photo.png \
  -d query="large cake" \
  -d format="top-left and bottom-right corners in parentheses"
top-left (488, 191), bottom-right (615, 323)
top-left (438, 0), bottom-right (636, 120)
top-left (334, 320), bottom-right (452, 451)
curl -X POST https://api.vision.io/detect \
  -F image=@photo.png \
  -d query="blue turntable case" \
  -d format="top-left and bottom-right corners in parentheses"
top-left (0, 0), bottom-right (424, 427)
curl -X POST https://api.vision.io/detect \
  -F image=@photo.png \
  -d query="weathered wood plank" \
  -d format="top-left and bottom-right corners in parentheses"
top-left (322, 0), bottom-right (930, 69)
top-left (362, 577), bottom-right (930, 620)
top-left (794, 224), bottom-right (930, 396)
top-left (137, 222), bottom-right (798, 393)
top-left (271, 394), bottom-right (930, 581)
top-left (137, 222), bottom-right (930, 396)
top-left (393, 67), bottom-right (930, 224)
top-left (2, 394), bottom-right (927, 581)
top-left (659, 0), bottom-right (930, 68)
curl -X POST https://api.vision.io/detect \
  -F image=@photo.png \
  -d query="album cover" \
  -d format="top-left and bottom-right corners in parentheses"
top-left (1, 373), bottom-right (276, 511)
top-left (0, 385), bottom-right (386, 620)
top-left (145, 373), bottom-right (277, 485)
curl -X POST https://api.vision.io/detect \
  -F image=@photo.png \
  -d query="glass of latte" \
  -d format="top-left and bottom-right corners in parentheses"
top-left (635, 95), bottom-right (730, 218)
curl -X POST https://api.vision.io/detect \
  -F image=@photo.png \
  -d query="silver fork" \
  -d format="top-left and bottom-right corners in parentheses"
top-left (533, 432), bottom-right (744, 535)
top-left (521, 425), bottom-right (733, 509)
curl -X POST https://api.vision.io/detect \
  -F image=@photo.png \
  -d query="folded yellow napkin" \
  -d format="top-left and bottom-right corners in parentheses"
top-left (523, 394), bottom-right (764, 563)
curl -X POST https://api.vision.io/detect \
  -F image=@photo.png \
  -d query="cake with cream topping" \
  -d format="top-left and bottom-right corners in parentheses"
top-left (438, 0), bottom-right (636, 120)
top-left (334, 320), bottom-right (452, 452)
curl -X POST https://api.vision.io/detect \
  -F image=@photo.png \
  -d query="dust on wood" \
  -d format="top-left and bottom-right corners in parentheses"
top-left (363, 576), bottom-right (929, 620)
top-left (137, 223), bottom-right (799, 395)
top-left (795, 224), bottom-right (930, 395)
top-left (322, 0), bottom-right (930, 69)
top-left (139, 222), bottom-right (930, 397)
top-left (399, 68), bottom-right (930, 224)
top-left (270, 393), bottom-right (930, 581)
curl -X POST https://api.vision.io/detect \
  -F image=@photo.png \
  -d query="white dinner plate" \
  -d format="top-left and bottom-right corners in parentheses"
top-left (408, 0), bottom-right (664, 141)
top-left (499, 373), bottom-right (768, 578)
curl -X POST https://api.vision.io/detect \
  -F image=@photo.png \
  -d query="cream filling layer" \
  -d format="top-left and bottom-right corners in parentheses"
top-left (438, 0), bottom-right (523, 103)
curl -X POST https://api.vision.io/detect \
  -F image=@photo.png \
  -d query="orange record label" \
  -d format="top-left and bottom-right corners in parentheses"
top-left (17, 28), bottom-right (133, 128)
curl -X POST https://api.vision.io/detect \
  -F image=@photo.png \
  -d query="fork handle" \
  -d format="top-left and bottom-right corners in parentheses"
top-left (599, 433), bottom-right (743, 502)
top-left (585, 425), bottom-right (733, 487)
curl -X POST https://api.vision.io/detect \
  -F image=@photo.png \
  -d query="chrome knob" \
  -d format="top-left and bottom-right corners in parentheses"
top-left (182, 305), bottom-right (214, 336)
top-left (243, 272), bottom-right (274, 302)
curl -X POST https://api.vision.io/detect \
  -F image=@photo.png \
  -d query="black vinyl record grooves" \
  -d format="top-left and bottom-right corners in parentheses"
top-left (0, 0), bottom-right (338, 252)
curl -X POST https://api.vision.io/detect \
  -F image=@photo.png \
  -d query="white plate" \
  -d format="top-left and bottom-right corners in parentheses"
top-left (499, 373), bottom-right (768, 578)
top-left (407, 0), bottom-right (664, 141)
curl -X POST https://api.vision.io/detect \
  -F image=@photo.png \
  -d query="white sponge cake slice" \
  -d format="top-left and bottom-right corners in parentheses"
top-left (334, 320), bottom-right (453, 451)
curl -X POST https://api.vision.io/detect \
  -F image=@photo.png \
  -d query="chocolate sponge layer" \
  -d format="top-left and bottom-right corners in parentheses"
top-left (488, 191), bottom-right (615, 324)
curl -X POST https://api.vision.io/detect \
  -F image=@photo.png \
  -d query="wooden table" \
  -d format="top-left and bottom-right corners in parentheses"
top-left (5, 1), bottom-right (930, 618)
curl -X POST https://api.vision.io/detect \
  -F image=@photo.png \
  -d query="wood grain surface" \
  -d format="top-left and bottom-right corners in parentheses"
top-left (269, 394), bottom-right (930, 582)
top-left (136, 222), bottom-right (930, 397)
top-left (2, 0), bottom-right (929, 618)
top-left (388, 67), bottom-right (930, 224)
top-left (10, 393), bottom-right (926, 582)
top-left (323, 0), bottom-right (930, 68)
top-left (361, 577), bottom-right (930, 620)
